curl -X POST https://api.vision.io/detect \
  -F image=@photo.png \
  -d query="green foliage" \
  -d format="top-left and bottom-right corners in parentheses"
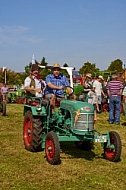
top-left (73, 85), bottom-right (84, 96)
top-left (107, 59), bottom-right (123, 71)
top-left (79, 62), bottom-right (100, 77)
top-left (0, 69), bottom-right (25, 85)
top-left (39, 57), bottom-right (51, 80)
top-left (60, 63), bottom-right (69, 77)
top-left (0, 58), bottom-right (124, 86)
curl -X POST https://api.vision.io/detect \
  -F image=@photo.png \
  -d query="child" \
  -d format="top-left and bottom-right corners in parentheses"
top-left (87, 87), bottom-right (99, 122)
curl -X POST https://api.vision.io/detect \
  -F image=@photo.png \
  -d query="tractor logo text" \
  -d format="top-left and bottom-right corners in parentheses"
top-left (81, 106), bottom-right (91, 111)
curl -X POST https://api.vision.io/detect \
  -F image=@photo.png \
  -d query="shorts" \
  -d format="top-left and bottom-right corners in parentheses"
top-left (93, 104), bottom-right (96, 110)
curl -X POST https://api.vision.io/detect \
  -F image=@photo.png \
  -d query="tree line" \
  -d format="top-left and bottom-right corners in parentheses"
top-left (0, 58), bottom-right (124, 86)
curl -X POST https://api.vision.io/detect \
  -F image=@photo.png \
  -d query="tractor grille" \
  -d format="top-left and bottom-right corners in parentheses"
top-left (74, 113), bottom-right (94, 131)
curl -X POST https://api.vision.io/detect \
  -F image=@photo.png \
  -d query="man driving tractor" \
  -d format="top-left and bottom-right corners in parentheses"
top-left (45, 63), bottom-right (76, 112)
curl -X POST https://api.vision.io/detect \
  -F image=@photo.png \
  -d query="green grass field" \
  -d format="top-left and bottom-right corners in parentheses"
top-left (0, 104), bottom-right (126, 190)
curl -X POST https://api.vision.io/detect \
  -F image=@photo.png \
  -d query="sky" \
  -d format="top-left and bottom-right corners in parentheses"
top-left (0, 0), bottom-right (126, 72)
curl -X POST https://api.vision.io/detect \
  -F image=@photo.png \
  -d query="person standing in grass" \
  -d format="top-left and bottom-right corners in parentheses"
top-left (1, 83), bottom-right (9, 102)
top-left (122, 83), bottom-right (126, 116)
top-left (106, 74), bottom-right (123, 124)
top-left (93, 75), bottom-right (106, 112)
top-left (87, 86), bottom-right (100, 122)
top-left (79, 73), bottom-right (94, 101)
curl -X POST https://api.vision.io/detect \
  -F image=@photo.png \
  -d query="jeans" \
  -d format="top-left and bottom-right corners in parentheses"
top-left (109, 95), bottom-right (121, 123)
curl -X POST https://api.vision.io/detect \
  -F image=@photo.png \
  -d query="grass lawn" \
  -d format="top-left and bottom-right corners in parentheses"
top-left (0, 104), bottom-right (126, 190)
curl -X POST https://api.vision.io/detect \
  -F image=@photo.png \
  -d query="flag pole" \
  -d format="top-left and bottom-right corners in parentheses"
top-left (3, 67), bottom-right (7, 84)
top-left (5, 70), bottom-right (6, 84)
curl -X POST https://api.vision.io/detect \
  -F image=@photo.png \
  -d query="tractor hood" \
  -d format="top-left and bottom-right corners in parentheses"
top-left (60, 100), bottom-right (94, 113)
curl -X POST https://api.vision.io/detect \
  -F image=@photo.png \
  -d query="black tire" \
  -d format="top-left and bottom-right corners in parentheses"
top-left (45, 131), bottom-right (60, 165)
top-left (104, 131), bottom-right (122, 162)
top-left (75, 140), bottom-right (93, 151)
top-left (23, 110), bottom-right (43, 152)
top-left (2, 101), bottom-right (6, 116)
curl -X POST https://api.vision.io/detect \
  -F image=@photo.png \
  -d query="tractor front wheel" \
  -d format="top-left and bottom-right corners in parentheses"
top-left (23, 110), bottom-right (43, 152)
top-left (45, 132), bottom-right (60, 165)
top-left (104, 131), bottom-right (122, 162)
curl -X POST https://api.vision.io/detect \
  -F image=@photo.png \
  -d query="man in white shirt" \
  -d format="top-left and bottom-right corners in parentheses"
top-left (93, 75), bottom-right (106, 112)
top-left (24, 64), bottom-right (46, 97)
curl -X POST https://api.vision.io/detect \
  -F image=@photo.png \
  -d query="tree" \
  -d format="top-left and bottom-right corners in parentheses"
top-left (79, 62), bottom-right (100, 77)
top-left (60, 63), bottom-right (69, 77)
top-left (0, 68), bottom-right (25, 86)
top-left (39, 57), bottom-right (51, 80)
top-left (107, 59), bottom-right (123, 71)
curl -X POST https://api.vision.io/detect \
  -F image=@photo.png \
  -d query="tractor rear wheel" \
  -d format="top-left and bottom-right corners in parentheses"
top-left (45, 132), bottom-right (60, 165)
top-left (23, 110), bottom-right (43, 152)
top-left (104, 131), bottom-right (122, 162)
top-left (2, 101), bottom-right (6, 116)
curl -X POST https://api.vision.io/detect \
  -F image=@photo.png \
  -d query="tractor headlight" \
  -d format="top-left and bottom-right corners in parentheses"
top-left (36, 104), bottom-right (42, 112)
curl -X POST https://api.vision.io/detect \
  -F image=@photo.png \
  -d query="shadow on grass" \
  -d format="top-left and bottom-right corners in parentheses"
top-left (60, 142), bottom-right (96, 161)
top-left (121, 122), bottom-right (126, 126)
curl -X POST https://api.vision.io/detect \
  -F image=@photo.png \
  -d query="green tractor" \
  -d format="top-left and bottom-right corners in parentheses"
top-left (23, 66), bottom-right (122, 165)
top-left (7, 88), bottom-right (25, 104)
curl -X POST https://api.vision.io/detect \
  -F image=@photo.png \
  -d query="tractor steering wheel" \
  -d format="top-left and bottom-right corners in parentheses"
top-left (63, 86), bottom-right (74, 97)
top-left (55, 86), bottom-right (74, 98)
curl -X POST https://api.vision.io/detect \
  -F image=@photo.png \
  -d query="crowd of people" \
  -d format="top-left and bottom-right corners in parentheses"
top-left (83, 73), bottom-right (124, 124)
top-left (24, 63), bottom-right (125, 125)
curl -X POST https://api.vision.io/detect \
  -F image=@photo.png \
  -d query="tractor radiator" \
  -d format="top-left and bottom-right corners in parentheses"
top-left (74, 113), bottom-right (94, 131)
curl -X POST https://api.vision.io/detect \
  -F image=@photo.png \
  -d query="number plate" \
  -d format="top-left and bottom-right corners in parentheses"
top-left (94, 135), bottom-right (107, 142)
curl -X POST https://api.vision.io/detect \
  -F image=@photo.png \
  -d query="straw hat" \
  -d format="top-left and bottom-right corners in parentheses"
top-left (52, 63), bottom-right (61, 69)
top-left (86, 73), bottom-right (92, 78)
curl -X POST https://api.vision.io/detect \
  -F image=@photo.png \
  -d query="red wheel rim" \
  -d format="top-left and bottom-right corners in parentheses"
top-left (102, 103), bottom-right (109, 111)
top-left (19, 98), bottom-right (22, 104)
top-left (46, 139), bottom-right (55, 161)
top-left (105, 137), bottom-right (115, 159)
top-left (24, 117), bottom-right (33, 146)
top-left (16, 98), bottom-right (20, 104)
top-left (22, 98), bottom-right (26, 104)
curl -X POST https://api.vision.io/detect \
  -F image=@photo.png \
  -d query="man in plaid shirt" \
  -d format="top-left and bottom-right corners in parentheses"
top-left (45, 63), bottom-right (75, 111)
